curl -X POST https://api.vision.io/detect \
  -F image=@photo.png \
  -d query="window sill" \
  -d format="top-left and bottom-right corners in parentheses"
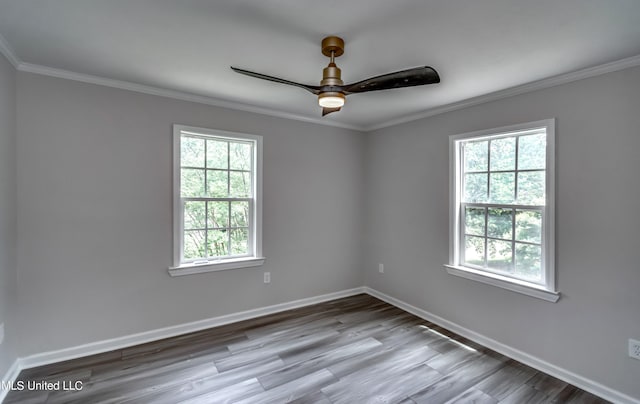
top-left (169, 257), bottom-right (266, 277)
top-left (444, 265), bottom-right (560, 302)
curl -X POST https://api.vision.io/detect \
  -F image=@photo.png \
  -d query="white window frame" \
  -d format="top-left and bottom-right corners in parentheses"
top-left (169, 124), bottom-right (264, 276)
top-left (445, 119), bottom-right (559, 302)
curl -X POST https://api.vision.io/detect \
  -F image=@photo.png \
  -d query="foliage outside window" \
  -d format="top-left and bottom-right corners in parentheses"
top-left (171, 125), bottom-right (263, 276)
top-left (447, 120), bottom-right (558, 301)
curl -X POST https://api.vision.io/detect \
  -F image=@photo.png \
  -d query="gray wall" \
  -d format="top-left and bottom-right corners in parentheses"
top-left (16, 72), bottom-right (365, 356)
top-left (0, 53), bottom-right (17, 376)
top-left (364, 66), bottom-right (640, 398)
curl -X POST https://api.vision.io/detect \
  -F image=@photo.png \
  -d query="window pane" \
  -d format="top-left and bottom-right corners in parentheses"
top-left (208, 201), bottom-right (229, 229)
top-left (207, 229), bottom-right (229, 257)
top-left (487, 208), bottom-right (513, 239)
top-left (206, 170), bottom-right (228, 198)
top-left (181, 137), bottom-right (205, 168)
top-left (230, 228), bottom-right (249, 255)
top-left (230, 142), bottom-right (252, 170)
top-left (489, 172), bottom-right (515, 203)
top-left (515, 210), bottom-right (542, 243)
top-left (464, 236), bottom-right (485, 266)
top-left (464, 140), bottom-right (488, 172)
top-left (184, 230), bottom-right (206, 260)
top-left (231, 201), bottom-right (249, 228)
top-left (464, 207), bottom-right (485, 236)
top-left (490, 137), bottom-right (516, 171)
top-left (517, 171), bottom-right (545, 205)
top-left (518, 133), bottom-right (546, 170)
top-left (230, 171), bottom-right (251, 197)
top-left (487, 239), bottom-right (513, 272)
top-left (181, 169), bottom-right (205, 197)
top-left (206, 140), bottom-right (228, 169)
top-left (463, 173), bottom-right (487, 203)
top-left (515, 243), bottom-right (542, 280)
top-left (184, 201), bottom-right (206, 230)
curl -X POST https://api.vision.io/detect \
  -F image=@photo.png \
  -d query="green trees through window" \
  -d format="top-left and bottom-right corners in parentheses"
top-left (460, 132), bottom-right (546, 282)
top-left (180, 135), bottom-right (253, 261)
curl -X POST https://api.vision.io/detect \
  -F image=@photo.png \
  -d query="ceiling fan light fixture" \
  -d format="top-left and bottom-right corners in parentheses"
top-left (318, 92), bottom-right (345, 108)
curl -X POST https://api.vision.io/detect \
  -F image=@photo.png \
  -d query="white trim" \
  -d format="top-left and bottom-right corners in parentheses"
top-left (0, 33), bottom-right (20, 68)
top-left (7, 54), bottom-right (639, 133)
top-left (169, 256), bottom-right (265, 277)
top-left (447, 119), bottom-right (558, 301)
top-left (444, 265), bottom-right (560, 302)
top-left (172, 126), bottom-right (182, 268)
top-left (16, 63), bottom-right (363, 132)
top-left (363, 287), bottom-right (640, 404)
top-left (172, 125), bottom-right (264, 272)
top-left (365, 54), bottom-right (640, 131)
top-left (17, 287), bottom-right (366, 370)
top-left (0, 359), bottom-right (22, 403)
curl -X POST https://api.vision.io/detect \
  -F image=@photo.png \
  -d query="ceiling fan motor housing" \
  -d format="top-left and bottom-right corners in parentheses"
top-left (318, 64), bottom-right (345, 107)
top-left (321, 63), bottom-right (343, 86)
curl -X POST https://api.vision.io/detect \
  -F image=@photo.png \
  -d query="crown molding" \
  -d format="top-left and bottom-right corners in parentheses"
top-left (0, 32), bottom-right (20, 68)
top-left (365, 54), bottom-right (640, 131)
top-left (10, 50), bottom-right (640, 133)
top-left (17, 63), bottom-right (365, 132)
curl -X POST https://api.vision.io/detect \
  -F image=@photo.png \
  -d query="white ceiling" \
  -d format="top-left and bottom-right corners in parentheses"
top-left (1, 0), bottom-right (640, 130)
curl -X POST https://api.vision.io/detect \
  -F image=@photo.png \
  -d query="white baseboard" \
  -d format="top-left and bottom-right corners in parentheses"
top-left (2, 285), bottom-right (637, 404)
top-left (364, 287), bottom-right (639, 404)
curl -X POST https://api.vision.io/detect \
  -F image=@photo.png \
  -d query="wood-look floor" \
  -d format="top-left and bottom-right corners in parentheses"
top-left (5, 294), bottom-right (608, 404)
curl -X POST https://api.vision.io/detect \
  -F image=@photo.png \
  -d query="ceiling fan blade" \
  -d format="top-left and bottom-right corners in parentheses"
top-left (231, 67), bottom-right (321, 95)
top-left (343, 66), bottom-right (440, 94)
top-left (322, 107), bottom-right (341, 116)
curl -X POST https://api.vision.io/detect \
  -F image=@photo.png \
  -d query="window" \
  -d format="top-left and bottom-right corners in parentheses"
top-left (446, 119), bottom-right (558, 302)
top-left (170, 125), bottom-right (264, 276)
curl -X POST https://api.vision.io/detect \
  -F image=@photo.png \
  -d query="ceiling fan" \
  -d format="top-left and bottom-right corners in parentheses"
top-left (231, 36), bottom-right (440, 116)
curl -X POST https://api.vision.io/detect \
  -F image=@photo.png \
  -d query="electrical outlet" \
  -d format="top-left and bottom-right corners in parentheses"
top-left (264, 272), bottom-right (271, 284)
top-left (378, 263), bottom-right (384, 273)
top-left (629, 339), bottom-right (640, 360)
top-left (0, 323), bottom-right (4, 345)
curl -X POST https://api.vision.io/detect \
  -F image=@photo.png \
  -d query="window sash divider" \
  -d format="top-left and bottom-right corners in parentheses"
top-left (461, 202), bottom-right (544, 210)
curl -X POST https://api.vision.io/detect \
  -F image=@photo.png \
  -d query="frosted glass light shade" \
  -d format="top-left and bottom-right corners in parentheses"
top-left (318, 93), bottom-right (345, 108)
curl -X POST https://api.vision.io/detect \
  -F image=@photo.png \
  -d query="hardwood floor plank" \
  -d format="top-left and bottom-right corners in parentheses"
top-left (474, 359), bottom-right (538, 400)
top-left (557, 386), bottom-right (610, 404)
top-left (526, 372), bottom-right (569, 398)
top-left (233, 369), bottom-right (337, 404)
top-left (3, 389), bottom-right (50, 404)
top-left (48, 359), bottom-right (219, 404)
top-left (119, 356), bottom-right (284, 404)
top-left (409, 355), bottom-right (504, 403)
top-left (227, 317), bottom-right (341, 354)
top-left (323, 363), bottom-right (442, 404)
top-left (426, 346), bottom-right (486, 375)
top-left (214, 330), bottom-right (339, 372)
top-left (288, 390), bottom-right (333, 404)
top-left (258, 337), bottom-right (383, 390)
top-left (178, 378), bottom-right (264, 404)
top-left (499, 384), bottom-right (553, 404)
top-left (445, 387), bottom-right (499, 404)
